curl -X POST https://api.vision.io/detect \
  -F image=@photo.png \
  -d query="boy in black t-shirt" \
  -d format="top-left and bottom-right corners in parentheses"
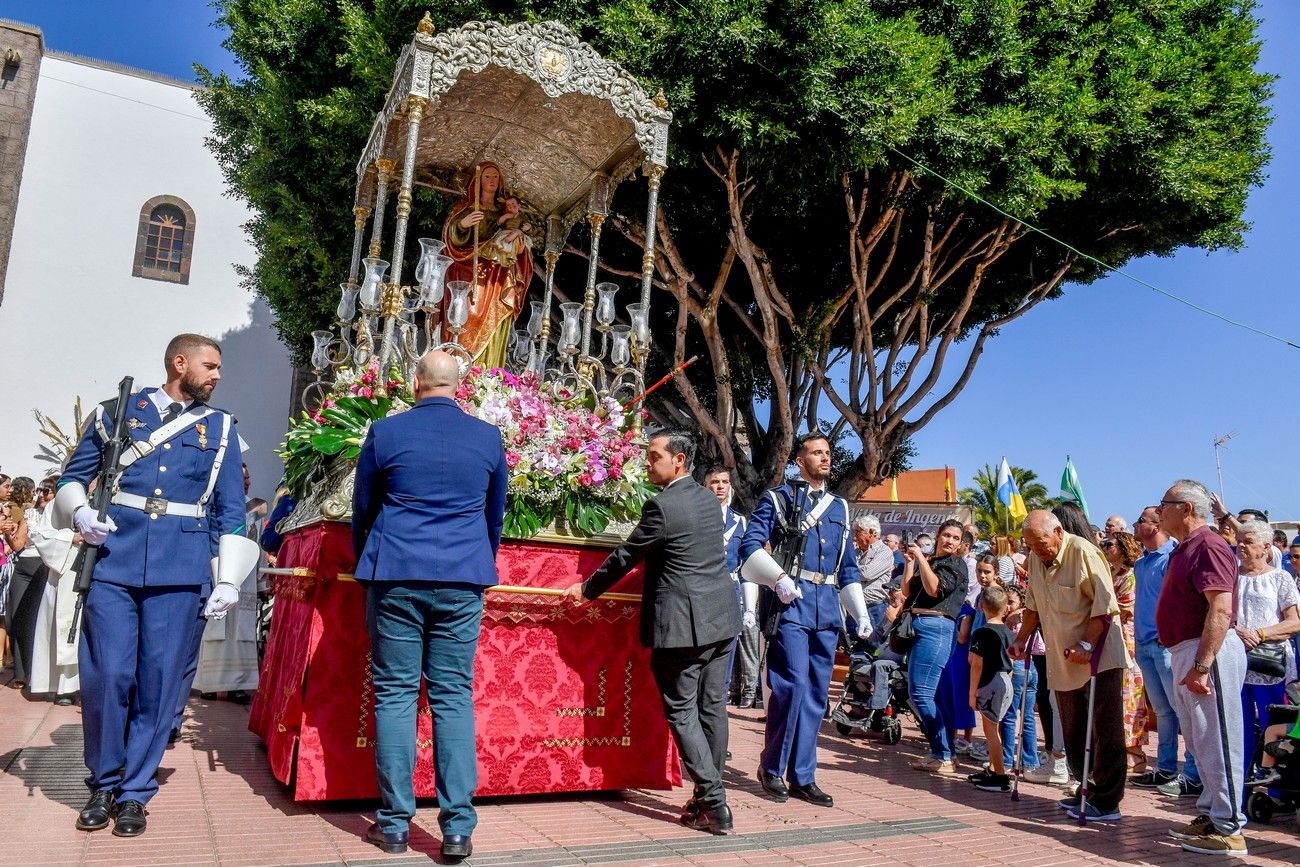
top-left (967, 585), bottom-right (1015, 793)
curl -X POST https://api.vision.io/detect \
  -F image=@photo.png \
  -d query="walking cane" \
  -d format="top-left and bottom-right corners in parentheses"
top-left (1010, 628), bottom-right (1039, 803)
top-left (1075, 623), bottom-right (1111, 825)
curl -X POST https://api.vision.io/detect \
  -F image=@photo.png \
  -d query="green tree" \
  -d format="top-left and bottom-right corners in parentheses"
top-left (959, 463), bottom-right (1055, 538)
top-left (198, 0), bottom-right (1272, 497)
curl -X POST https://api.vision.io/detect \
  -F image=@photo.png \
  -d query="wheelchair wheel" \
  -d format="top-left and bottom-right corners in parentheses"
top-left (835, 722), bottom-right (852, 737)
top-left (883, 721), bottom-right (902, 745)
top-left (1246, 790), bottom-right (1275, 824)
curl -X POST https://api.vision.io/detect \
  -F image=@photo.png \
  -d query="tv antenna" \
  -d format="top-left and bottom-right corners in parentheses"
top-left (1213, 431), bottom-right (1237, 497)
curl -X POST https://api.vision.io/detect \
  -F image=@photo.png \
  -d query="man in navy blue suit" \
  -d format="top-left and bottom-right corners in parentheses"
top-left (56, 333), bottom-right (254, 838)
top-left (352, 350), bottom-right (507, 862)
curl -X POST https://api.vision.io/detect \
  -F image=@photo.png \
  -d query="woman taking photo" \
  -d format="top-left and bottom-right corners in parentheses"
top-left (1234, 519), bottom-right (1300, 781)
top-left (902, 518), bottom-right (969, 775)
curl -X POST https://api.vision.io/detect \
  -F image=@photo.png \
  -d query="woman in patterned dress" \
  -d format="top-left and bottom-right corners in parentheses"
top-left (1102, 531), bottom-right (1149, 773)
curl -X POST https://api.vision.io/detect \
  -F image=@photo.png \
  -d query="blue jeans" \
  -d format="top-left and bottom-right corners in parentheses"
top-left (1001, 658), bottom-right (1040, 770)
top-left (367, 582), bottom-right (484, 836)
top-left (1135, 639), bottom-right (1199, 783)
top-left (907, 614), bottom-right (956, 761)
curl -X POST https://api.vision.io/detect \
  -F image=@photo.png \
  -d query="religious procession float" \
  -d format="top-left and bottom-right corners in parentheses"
top-left (248, 15), bottom-right (682, 800)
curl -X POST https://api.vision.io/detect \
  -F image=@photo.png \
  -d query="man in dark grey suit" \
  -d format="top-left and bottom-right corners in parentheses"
top-left (563, 430), bottom-right (741, 835)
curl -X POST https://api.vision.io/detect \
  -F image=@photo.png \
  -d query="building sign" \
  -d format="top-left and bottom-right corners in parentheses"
top-left (848, 501), bottom-right (971, 539)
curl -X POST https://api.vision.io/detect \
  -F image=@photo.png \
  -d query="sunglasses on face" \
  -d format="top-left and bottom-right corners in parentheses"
top-left (1101, 540), bottom-right (1115, 549)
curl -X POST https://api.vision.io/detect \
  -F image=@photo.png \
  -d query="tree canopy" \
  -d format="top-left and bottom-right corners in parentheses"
top-left (199, 0), bottom-right (1272, 499)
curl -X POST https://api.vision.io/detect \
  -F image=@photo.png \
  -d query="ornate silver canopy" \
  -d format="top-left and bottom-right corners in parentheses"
top-left (355, 19), bottom-right (671, 231)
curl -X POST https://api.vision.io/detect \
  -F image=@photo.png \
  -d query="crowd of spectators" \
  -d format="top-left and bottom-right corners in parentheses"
top-left (1, 470), bottom-right (79, 704)
top-left (843, 482), bottom-right (1300, 857)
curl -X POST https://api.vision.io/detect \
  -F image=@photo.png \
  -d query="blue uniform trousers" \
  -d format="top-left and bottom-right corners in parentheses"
top-left (172, 592), bottom-right (210, 732)
top-left (367, 582), bottom-right (483, 837)
top-left (761, 618), bottom-right (837, 785)
top-left (80, 581), bottom-right (204, 804)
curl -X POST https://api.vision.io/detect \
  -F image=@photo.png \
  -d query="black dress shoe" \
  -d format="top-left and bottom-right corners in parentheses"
top-left (199, 692), bottom-right (218, 700)
top-left (789, 782), bottom-right (834, 807)
top-left (441, 834), bottom-right (472, 861)
top-left (752, 695), bottom-right (764, 709)
top-left (76, 790), bottom-right (115, 831)
top-left (227, 689), bottom-right (252, 705)
top-left (757, 769), bottom-right (789, 802)
top-left (682, 803), bottom-right (734, 835)
top-left (113, 801), bottom-right (147, 837)
top-left (168, 728), bottom-right (181, 745)
top-left (364, 822), bottom-right (408, 854)
top-left (54, 695), bottom-right (75, 706)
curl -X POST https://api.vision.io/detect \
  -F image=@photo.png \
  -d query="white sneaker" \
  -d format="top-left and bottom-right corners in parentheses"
top-left (967, 740), bottom-right (991, 762)
top-left (954, 737), bottom-right (972, 755)
top-left (1023, 757), bottom-right (1069, 785)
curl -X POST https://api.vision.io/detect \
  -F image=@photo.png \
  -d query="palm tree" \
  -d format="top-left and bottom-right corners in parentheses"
top-left (959, 464), bottom-right (1055, 538)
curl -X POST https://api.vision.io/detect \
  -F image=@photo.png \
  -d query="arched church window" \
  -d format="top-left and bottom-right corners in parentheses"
top-left (132, 195), bottom-right (196, 284)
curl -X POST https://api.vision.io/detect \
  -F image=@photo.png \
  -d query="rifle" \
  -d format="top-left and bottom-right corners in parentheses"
top-left (759, 479), bottom-right (812, 637)
top-left (66, 375), bottom-right (134, 644)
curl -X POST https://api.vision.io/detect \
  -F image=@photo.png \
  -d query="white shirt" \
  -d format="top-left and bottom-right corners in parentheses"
top-left (1236, 567), bottom-right (1299, 685)
top-left (149, 386), bottom-right (193, 418)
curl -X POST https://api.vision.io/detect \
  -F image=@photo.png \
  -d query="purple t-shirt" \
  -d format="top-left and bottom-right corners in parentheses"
top-left (1155, 525), bottom-right (1238, 647)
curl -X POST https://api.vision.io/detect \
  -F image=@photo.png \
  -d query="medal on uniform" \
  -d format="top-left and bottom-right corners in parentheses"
top-left (127, 418), bottom-right (145, 431)
top-left (137, 399), bottom-right (148, 410)
top-left (196, 422), bottom-right (208, 448)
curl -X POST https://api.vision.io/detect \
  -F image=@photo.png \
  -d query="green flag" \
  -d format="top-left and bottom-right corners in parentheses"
top-left (1061, 455), bottom-right (1090, 520)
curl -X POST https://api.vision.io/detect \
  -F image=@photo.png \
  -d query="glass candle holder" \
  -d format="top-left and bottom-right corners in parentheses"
top-left (336, 283), bottom-right (358, 323)
top-left (559, 301), bottom-right (583, 351)
top-left (446, 280), bottom-right (472, 329)
top-left (358, 257), bottom-right (390, 313)
top-left (626, 302), bottom-right (650, 345)
top-left (526, 300), bottom-right (544, 339)
top-left (417, 254), bottom-right (453, 310)
top-left (595, 282), bottom-right (618, 327)
top-left (310, 330), bottom-right (334, 372)
top-left (610, 324), bottom-right (632, 368)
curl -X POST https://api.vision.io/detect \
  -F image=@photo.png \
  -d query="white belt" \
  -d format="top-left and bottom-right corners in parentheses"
top-left (730, 571), bottom-right (740, 582)
top-left (111, 492), bottom-right (206, 519)
top-left (793, 568), bottom-right (838, 588)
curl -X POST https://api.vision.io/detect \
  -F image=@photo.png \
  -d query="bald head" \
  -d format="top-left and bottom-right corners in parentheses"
top-left (414, 350), bottom-right (461, 398)
top-left (1022, 510), bottom-right (1064, 564)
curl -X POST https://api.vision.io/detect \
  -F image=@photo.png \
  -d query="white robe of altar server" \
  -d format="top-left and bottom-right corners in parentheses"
top-left (192, 504), bottom-right (263, 692)
top-left (28, 508), bottom-right (81, 695)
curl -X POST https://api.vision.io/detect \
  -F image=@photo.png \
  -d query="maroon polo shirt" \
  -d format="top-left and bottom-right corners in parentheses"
top-left (1155, 525), bottom-right (1238, 647)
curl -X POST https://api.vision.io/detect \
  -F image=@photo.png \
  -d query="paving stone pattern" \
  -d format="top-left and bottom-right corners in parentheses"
top-left (1, 681), bottom-right (1298, 865)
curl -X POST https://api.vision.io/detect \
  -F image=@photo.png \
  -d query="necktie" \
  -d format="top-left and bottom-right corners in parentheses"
top-left (163, 402), bottom-right (182, 423)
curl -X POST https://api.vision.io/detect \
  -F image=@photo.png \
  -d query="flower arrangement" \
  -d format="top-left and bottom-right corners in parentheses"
top-left (279, 360), bottom-right (413, 497)
top-left (278, 361), bottom-right (651, 539)
top-left (455, 366), bottom-right (652, 537)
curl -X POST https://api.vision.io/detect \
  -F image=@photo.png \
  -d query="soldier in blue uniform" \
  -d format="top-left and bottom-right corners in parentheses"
top-left (53, 334), bottom-right (255, 838)
top-left (703, 467), bottom-right (749, 703)
top-left (738, 433), bottom-right (869, 808)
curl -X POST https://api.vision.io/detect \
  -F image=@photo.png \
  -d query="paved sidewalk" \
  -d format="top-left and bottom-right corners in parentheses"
top-left (2, 682), bottom-right (1298, 866)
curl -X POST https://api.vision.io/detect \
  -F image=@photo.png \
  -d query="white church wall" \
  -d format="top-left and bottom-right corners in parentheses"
top-left (0, 54), bottom-right (291, 502)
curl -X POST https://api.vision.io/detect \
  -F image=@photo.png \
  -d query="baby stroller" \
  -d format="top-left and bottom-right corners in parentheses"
top-left (1245, 679), bottom-right (1300, 824)
top-left (831, 638), bottom-right (909, 744)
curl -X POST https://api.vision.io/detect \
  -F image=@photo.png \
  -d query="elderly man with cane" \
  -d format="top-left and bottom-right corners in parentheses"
top-left (1010, 510), bottom-right (1130, 822)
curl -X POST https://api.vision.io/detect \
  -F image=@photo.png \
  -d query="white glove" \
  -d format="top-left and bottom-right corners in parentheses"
top-left (742, 610), bottom-right (757, 630)
top-left (74, 506), bottom-right (118, 546)
top-left (775, 575), bottom-right (802, 605)
top-left (205, 582), bottom-right (240, 619)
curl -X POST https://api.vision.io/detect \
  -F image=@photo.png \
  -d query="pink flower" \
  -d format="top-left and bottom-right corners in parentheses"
top-left (505, 451), bottom-right (522, 469)
top-left (361, 386), bottom-right (374, 399)
top-left (321, 398), bottom-right (335, 409)
top-left (578, 473), bottom-right (593, 487)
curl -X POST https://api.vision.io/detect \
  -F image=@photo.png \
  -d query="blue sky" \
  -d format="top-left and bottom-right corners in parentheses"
top-left (8, 0), bottom-right (1297, 523)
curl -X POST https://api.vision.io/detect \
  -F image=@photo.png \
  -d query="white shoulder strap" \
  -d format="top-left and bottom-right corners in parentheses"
top-left (722, 511), bottom-right (739, 545)
top-left (197, 413), bottom-right (233, 508)
top-left (117, 406), bottom-right (220, 470)
top-left (798, 491), bottom-right (837, 534)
